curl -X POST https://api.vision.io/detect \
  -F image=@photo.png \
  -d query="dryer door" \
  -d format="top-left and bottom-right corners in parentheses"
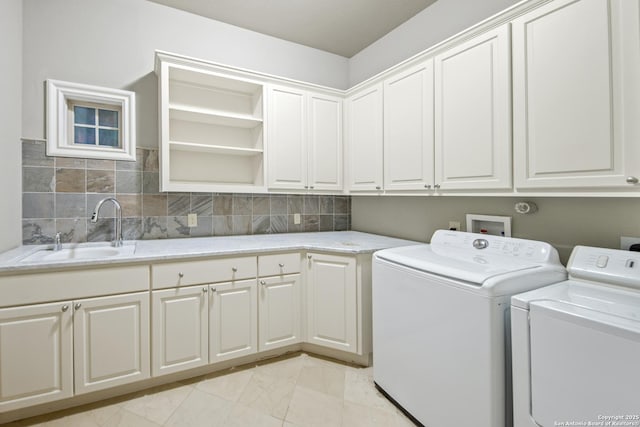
top-left (529, 300), bottom-right (640, 427)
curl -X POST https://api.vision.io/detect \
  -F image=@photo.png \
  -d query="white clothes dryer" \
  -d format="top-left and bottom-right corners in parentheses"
top-left (372, 230), bottom-right (566, 427)
top-left (511, 246), bottom-right (640, 427)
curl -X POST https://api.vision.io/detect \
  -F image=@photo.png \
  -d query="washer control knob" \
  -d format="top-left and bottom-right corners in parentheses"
top-left (473, 239), bottom-right (489, 250)
top-left (596, 255), bottom-right (609, 268)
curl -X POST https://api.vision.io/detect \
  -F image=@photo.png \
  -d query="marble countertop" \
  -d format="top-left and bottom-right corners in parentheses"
top-left (0, 231), bottom-right (420, 275)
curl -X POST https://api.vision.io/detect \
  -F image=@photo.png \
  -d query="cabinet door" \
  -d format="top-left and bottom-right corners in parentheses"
top-left (512, 0), bottom-right (640, 189)
top-left (383, 60), bottom-right (435, 191)
top-left (434, 25), bottom-right (512, 190)
top-left (306, 253), bottom-right (357, 353)
top-left (209, 279), bottom-right (257, 363)
top-left (267, 85), bottom-right (307, 190)
top-left (74, 292), bottom-right (150, 394)
top-left (258, 274), bottom-right (302, 351)
top-left (346, 84), bottom-right (384, 191)
top-left (308, 93), bottom-right (343, 191)
top-left (152, 286), bottom-right (208, 376)
top-left (0, 302), bottom-right (73, 412)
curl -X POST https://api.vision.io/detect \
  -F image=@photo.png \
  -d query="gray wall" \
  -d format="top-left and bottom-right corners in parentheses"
top-left (351, 196), bottom-right (640, 264)
top-left (348, 0), bottom-right (520, 85)
top-left (0, 0), bottom-right (23, 252)
top-left (22, 0), bottom-right (350, 148)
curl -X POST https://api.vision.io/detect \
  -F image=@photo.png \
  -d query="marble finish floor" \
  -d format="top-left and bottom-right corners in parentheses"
top-left (6, 352), bottom-right (416, 427)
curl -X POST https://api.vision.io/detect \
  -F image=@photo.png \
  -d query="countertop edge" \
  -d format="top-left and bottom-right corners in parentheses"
top-left (0, 232), bottom-right (421, 275)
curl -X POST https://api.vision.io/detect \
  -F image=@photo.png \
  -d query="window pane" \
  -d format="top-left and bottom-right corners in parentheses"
top-left (99, 129), bottom-right (119, 147)
top-left (74, 106), bottom-right (95, 125)
top-left (74, 126), bottom-right (96, 145)
top-left (99, 109), bottom-right (119, 128)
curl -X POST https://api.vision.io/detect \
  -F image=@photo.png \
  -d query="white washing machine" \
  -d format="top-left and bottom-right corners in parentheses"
top-left (511, 245), bottom-right (640, 427)
top-left (372, 230), bottom-right (566, 427)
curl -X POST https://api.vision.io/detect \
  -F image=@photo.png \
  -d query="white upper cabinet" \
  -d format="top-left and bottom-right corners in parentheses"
top-left (383, 60), bottom-right (435, 191)
top-left (434, 25), bottom-right (512, 190)
top-left (267, 86), bottom-right (307, 190)
top-left (156, 53), bottom-right (267, 193)
top-left (267, 85), bottom-right (343, 191)
top-left (346, 83), bottom-right (384, 192)
top-left (308, 93), bottom-right (343, 191)
top-left (512, 0), bottom-right (640, 189)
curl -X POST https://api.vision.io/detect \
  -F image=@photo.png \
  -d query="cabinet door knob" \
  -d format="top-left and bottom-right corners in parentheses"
top-left (178, 272), bottom-right (184, 278)
top-left (307, 254), bottom-right (312, 259)
top-left (260, 280), bottom-right (266, 286)
top-left (61, 305), bottom-right (69, 312)
top-left (304, 186), bottom-right (309, 189)
top-left (232, 267), bottom-right (238, 272)
top-left (626, 176), bottom-right (639, 184)
top-left (278, 263), bottom-right (284, 268)
top-left (424, 184), bottom-right (431, 189)
top-left (310, 186), bottom-right (314, 189)
top-left (375, 186), bottom-right (381, 190)
top-left (202, 287), bottom-right (208, 293)
top-left (210, 287), bottom-right (216, 292)
top-left (74, 303), bottom-right (82, 310)
top-left (434, 184), bottom-right (441, 189)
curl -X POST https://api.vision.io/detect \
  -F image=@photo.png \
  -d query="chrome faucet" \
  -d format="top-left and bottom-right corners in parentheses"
top-left (91, 197), bottom-right (123, 247)
top-left (54, 232), bottom-right (62, 251)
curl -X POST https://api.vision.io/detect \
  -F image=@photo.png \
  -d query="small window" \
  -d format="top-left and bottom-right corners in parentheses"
top-left (70, 103), bottom-right (121, 148)
top-left (47, 79), bottom-right (136, 161)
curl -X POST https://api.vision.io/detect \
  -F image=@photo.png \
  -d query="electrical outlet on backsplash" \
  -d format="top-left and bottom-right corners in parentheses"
top-left (21, 140), bottom-right (350, 245)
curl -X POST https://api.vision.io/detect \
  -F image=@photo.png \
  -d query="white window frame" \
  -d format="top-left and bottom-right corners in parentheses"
top-left (46, 79), bottom-right (136, 161)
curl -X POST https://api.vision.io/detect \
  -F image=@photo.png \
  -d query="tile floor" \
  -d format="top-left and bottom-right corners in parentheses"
top-left (5, 353), bottom-right (416, 427)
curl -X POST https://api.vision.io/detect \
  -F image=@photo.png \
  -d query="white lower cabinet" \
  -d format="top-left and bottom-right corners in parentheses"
top-left (209, 279), bottom-right (258, 363)
top-left (74, 292), bottom-right (150, 394)
top-left (0, 291), bottom-right (150, 412)
top-left (257, 253), bottom-right (302, 351)
top-left (152, 285), bottom-right (209, 376)
top-left (0, 250), bottom-right (369, 418)
top-left (0, 301), bottom-right (73, 412)
top-left (258, 274), bottom-right (302, 351)
top-left (306, 252), bottom-right (358, 353)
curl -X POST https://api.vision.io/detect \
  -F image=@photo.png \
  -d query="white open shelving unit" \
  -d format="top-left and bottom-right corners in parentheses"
top-left (156, 53), bottom-right (267, 192)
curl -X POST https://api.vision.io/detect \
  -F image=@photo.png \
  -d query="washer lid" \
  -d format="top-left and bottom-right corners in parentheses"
top-left (375, 243), bottom-right (542, 285)
top-left (512, 280), bottom-right (640, 326)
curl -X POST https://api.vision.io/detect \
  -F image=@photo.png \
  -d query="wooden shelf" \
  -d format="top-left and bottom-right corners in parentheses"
top-left (169, 141), bottom-right (263, 156)
top-left (169, 106), bottom-right (263, 129)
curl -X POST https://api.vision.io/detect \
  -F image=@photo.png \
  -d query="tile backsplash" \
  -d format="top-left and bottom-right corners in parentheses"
top-left (22, 141), bottom-right (350, 245)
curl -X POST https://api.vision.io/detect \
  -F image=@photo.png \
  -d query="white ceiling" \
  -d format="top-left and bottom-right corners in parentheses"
top-left (146, 0), bottom-right (438, 58)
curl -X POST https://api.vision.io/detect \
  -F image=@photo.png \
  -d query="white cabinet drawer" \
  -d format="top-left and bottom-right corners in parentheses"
top-left (258, 252), bottom-right (301, 276)
top-left (0, 265), bottom-right (150, 308)
top-left (152, 256), bottom-right (257, 289)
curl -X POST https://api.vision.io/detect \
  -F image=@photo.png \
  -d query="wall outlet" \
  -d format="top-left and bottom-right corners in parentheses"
top-left (294, 213), bottom-right (301, 225)
top-left (621, 236), bottom-right (640, 250)
top-left (448, 221), bottom-right (461, 231)
top-left (187, 213), bottom-right (198, 227)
